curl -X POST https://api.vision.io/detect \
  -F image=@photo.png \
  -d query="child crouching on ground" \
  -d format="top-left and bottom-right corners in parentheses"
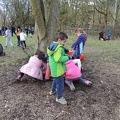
top-left (64, 59), bottom-right (92, 91)
top-left (16, 49), bottom-right (47, 81)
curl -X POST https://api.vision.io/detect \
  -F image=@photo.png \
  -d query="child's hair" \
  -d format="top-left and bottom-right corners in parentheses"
top-left (55, 32), bottom-right (68, 41)
top-left (5, 27), bottom-right (7, 30)
top-left (35, 49), bottom-right (46, 63)
top-left (75, 28), bottom-right (87, 40)
top-left (20, 29), bottom-right (24, 32)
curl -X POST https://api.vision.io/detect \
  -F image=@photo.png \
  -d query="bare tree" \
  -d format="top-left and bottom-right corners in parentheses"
top-left (0, 0), bottom-right (7, 26)
top-left (0, 0), bottom-right (33, 27)
top-left (95, 0), bottom-right (115, 31)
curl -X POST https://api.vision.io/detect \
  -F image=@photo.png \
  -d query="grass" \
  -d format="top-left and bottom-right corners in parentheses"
top-left (0, 34), bottom-right (120, 66)
top-left (67, 35), bottom-right (120, 65)
top-left (0, 35), bottom-right (34, 46)
top-left (0, 35), bottom-right (36, 66)
top-left (85, 36), bottom-right (120, 64)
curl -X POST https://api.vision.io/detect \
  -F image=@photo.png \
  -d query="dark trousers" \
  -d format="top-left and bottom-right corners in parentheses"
top-left (51, 76), bottom-right (64, 99)
top-left (21, 41), bottom-right (26, 48)
top-left (17, 36), bottom-right (20, 46)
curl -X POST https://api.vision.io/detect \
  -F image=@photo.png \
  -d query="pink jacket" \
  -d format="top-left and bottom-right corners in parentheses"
top-left (64, 60), bottom-right (82, 79)
top-left (20, 55), bottom-right (46, 80)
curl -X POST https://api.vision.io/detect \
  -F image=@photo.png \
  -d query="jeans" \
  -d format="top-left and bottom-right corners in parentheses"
top-left (72, 50), bottom-right (80, 59)
top-left (65, 77), bottom-right (86, 85)
top-left (1, 31), bottom-right (5, 36)
top-left (78, 77), bottom-right (86, 84)
top-left (51, 76), bottom-right (64, 99)
top-left (5, 37), bottom-right (14, 47)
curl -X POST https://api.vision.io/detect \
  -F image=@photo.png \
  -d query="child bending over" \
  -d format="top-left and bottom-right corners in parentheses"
top-left (16, 49), bottom-right (47, 81)
top-left (71, 28), bottom-right (87, 59)
top-left (64, 59), bottom-right (92, 91)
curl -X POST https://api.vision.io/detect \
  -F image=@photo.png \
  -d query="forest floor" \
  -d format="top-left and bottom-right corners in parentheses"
top-left (0, 38), bottom-right (120, 120)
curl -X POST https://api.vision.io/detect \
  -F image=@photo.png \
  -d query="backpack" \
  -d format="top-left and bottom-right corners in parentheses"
top-left (0, 44), bottom-right (5, 56)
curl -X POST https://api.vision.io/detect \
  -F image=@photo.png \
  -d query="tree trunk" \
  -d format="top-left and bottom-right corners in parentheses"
top-left (30, 0), bottom-right (60, 52)
top-left (112, 0), bottom-right (118, 39)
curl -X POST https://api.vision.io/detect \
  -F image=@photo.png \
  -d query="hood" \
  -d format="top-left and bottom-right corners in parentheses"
top-left (47, 42), bottom-right (62, 56)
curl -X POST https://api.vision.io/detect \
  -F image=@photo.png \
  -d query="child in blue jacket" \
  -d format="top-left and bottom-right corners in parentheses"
top-left (71, 28), bottom-right (87, 59)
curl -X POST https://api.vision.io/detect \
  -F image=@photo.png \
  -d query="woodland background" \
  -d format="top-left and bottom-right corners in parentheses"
top-left (0, 0), bottom-right (120, 40)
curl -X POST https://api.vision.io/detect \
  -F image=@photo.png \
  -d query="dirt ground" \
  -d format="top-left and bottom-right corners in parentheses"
top-left (0, 48), bottom-right (120, 120)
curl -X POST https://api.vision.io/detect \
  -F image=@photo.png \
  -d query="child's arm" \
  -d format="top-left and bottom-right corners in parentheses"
top-left (79, 42), bottom-right (83, 54)
top-left (71, 36), bottom-right (83, 49)
top-left (24, 33), bottom-right (27, 38)
top-left (54, 48), bottom-right (69, 63)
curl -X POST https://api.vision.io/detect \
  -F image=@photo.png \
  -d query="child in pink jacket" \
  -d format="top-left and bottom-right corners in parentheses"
top-left (64, 59), bottom-right (92, 91)
top-left (16, 50), bottom-right (47, 81)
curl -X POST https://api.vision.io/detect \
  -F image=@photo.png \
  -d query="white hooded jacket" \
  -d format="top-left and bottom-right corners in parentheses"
top-left (20, 32), bottom-right (27, 41)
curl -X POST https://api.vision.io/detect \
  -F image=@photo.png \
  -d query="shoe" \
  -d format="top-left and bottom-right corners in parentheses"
top-left (16, 75), bottom-right (21, 81)
top-left (49, 90), bottom-right (56, 95)
top-left (85, 80), bottom-right (92, 86)
top-left (69, 82), bottom-right (75, 91)
top-left (56, 97), bottom-right (67, 105)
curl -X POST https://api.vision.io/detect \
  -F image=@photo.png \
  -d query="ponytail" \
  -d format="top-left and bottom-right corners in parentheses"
top-left (75, 28), bottom-right (87, 41)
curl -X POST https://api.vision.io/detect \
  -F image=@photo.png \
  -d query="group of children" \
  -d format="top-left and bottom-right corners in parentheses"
top-left (16, 28), bottom-right (92, 105)
top-left (15, 28), bottom-right (27, 49)
top-left (4, 27), bottom-right (27, 49)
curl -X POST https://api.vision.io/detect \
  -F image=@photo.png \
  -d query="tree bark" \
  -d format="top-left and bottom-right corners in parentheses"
top-left (30, 0), bottom-right (60, 52)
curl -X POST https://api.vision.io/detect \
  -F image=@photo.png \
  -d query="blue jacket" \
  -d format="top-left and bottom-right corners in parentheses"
top-left (71, 34), bottom-right (86, 56)
top-left (108, 30), bottom-right (112, 37)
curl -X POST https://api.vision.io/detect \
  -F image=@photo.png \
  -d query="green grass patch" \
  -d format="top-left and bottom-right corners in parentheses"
top-left (66, 35), bottom-right (120, 65)
top-left (0, 34), bottom-right (120, 66)
top-left (0, 35), bottom-right (36, 66)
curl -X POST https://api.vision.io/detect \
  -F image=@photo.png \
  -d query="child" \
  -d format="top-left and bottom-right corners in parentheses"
top-left (99, 30), bottom-right (105, 41)
top-left (20, 29), bottom-right (27, 49)
top-left (64, 59), bottom-right (92, 91)
top-left (16, 50), bottom-right (47, 81)
top-left (107, 30), bottom-right (112, 40)
top-left (15, 27), bottom-right (21, 47)
top-left (71, 28), bottom-right (87, 59)
top-left (47, 32), bottom-right (70, 105)
top-left (5, 27), bottom-right (14, 48)
top-left (44, 53), bottom-right (82, 80)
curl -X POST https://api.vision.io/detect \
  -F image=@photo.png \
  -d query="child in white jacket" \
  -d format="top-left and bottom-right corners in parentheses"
top-left (5, 27), bottom-right (14, 48)
top-left (20, 29), bottom-right (27, 49)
